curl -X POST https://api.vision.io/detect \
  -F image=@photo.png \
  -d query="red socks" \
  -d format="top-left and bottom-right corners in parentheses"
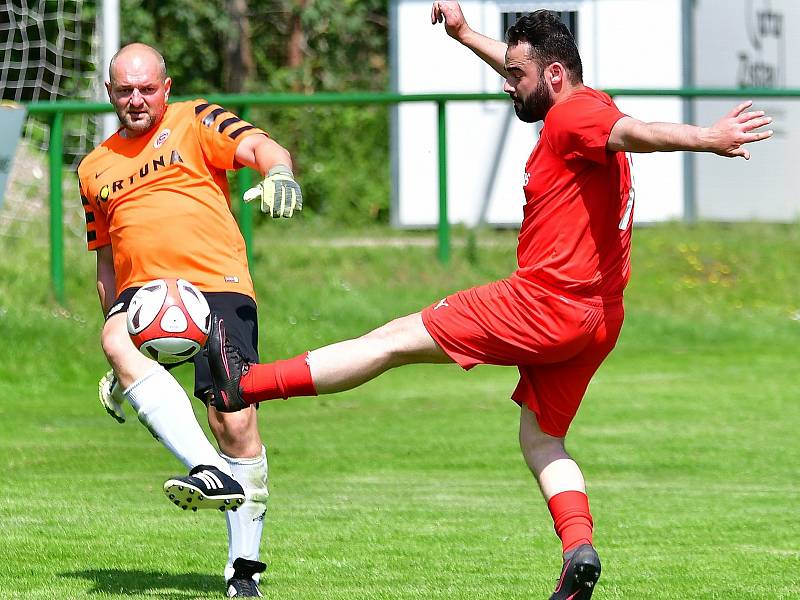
top-left (547, 490), bottom-right (593, 554)
top-left (241, 352), bottom-right (318, 404)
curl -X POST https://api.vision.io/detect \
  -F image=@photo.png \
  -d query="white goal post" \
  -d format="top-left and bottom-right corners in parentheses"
top-left (0, 0), bottom-right (103, 238)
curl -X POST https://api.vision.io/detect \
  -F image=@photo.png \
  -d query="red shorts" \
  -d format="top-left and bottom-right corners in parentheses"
top-left (421, 275), bottom-right (624, 437)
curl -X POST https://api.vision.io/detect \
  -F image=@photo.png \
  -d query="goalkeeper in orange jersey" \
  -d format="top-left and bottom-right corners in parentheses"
top-left (79, 42), bottom-right (300, 597)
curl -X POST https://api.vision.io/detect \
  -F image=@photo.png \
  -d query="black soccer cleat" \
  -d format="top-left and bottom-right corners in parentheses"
top-left (549, 544), bottom-right (602, 600)
top-left (227, 558), bottom-right (266, 597)
top-left (207, 314), bottom-right (251, 413)
top-left (163, 464), bottom-right (245, 512)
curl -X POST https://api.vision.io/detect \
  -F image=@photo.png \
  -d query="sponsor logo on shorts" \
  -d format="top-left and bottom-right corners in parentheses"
top-left (224, 276), bottom-right (239, 283)
top-left (153, 128), bottom-right (171, 149)
top-left (107, 302), bottom-right (124, 317)
top-left (434, 298), bottom-right (449, 310)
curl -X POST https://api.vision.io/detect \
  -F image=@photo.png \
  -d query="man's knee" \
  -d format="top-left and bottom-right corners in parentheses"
top-left (364, 313), bottom-right (443, 365)
top-left (365, 315), bottom-right (410, 342)
top-left (521, 428), bottom-right (564, 459)
top-left (519, 407), bottom-right (567, 465)
top-left (101, 314), bottom-right (149, 378)
top-left (209, 406), bottom-right (262, 456)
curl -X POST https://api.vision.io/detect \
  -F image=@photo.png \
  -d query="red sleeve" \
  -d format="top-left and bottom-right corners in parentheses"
top-left (545, 95), bottom-right (626, 164)
top-left (192, 100), bottom-right (269, 170)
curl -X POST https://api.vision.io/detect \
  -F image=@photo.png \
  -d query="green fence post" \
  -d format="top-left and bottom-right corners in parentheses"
top-left (237, 106), bottom-right (254, 266)
top-left (437, 100), bottom-right (450, 263)
top-left (50, 111), bottom-right (65, 304)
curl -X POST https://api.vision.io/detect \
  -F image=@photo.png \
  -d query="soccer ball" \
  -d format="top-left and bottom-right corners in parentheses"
top-left (126, 278), bottom-right (211, 364)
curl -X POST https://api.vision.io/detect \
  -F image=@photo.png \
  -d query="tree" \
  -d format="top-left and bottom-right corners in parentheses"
top-left (120, 0), bottom-right (392, 223)
top-left (224, 0), bottom-right (254, 93)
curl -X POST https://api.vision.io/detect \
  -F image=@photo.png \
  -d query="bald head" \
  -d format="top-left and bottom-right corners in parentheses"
top-left (109, 43), bottom-right (167, 83)
top-left (105, 43), bottom-right (172, 138)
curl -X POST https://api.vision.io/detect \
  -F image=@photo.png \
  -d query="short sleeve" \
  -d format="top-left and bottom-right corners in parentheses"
top-left (192, 100), bottom-right (269, 170)
top-left (79, 179), bottom-right (110, 250)
top-left (545, 94), bottom-right (626, 164)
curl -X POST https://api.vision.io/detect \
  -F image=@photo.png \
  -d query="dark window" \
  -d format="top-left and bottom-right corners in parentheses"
top-left (502, 10), bottom-right (578, 41)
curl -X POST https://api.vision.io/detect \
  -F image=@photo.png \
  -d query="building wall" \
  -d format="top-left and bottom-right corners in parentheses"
top-left (391, 0), bottom-right (684, 227)
top-left (693, 0), bottom-right (800, 222)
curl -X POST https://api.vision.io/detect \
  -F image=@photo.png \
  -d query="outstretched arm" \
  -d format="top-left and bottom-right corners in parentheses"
top-left (235, 134), bottom-right (303, 218)
top-left (431, 1), bottom-right (508, 77)
top-left (607, 101), bottom-right (773, 160)
top-left (234, 134), bottom-right (293, 177)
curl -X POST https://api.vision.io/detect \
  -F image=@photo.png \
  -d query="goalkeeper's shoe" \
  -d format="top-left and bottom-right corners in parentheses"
top-left (227, 558), bottom-right (266, 597)
top-left (98, 369), bottom-right (126, 423)
top-left (163, 465), bottom-right (245, 512)
top-left (549, 544), bottom-right (601, 600)
top-left (207, 314), bottom-right (251, 413)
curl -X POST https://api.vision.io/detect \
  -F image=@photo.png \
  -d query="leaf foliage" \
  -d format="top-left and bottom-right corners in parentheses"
top-left (121, 0), bottom-right (391, 224)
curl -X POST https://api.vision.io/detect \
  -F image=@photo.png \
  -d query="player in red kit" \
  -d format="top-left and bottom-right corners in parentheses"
top-left (205, 3), bottom-right (773, 598)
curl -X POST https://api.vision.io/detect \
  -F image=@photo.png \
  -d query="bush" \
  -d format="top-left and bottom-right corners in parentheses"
top-left (251, 104), bottom-right (390, 225)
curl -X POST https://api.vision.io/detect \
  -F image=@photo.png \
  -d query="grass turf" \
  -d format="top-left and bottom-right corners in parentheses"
top-left (0, 221), bottom-right (798, 598)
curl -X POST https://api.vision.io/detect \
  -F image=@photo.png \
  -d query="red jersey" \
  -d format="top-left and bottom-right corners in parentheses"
top-left (516, 87), bottom-right (633, 300)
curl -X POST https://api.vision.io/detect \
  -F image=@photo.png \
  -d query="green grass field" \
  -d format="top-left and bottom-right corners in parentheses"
top-left (0, 221), bottom-right (798, 599)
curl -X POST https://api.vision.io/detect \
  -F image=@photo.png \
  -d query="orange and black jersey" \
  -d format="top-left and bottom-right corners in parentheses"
top-left (78, 100), bottom-right (266, 299)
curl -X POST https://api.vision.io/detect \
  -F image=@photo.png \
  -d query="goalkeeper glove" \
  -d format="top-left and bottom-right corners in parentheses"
top-left (98, 369), bottom-right (126, 424)
top-left (243, 164), bottom-right (303, 218)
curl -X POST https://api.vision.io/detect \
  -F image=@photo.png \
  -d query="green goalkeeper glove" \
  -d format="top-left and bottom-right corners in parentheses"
top-left (243, 165), bottom-right (303, 218)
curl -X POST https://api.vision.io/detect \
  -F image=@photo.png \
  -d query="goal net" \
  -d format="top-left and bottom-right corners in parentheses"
top-left (0, 0), bottom-right (101, 239)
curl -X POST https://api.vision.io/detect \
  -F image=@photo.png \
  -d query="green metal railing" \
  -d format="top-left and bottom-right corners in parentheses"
top-left (25, 88), bottom-right (800, 303)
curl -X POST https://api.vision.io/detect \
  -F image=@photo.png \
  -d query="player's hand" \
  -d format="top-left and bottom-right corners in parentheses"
top-left (99, 369), bottom-right (126, 424)
top-left (704, 101), bottom-right (774, 160)
top-left (243, 165), bottom-right (303, 218)
top-left (431, 1), bottom-right (471, 41)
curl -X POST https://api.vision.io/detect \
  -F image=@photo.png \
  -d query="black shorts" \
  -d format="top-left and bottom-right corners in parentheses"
top-left (110, 288), bottom-right (259, 403)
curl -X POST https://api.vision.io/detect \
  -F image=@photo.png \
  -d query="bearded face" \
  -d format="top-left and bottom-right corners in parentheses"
top-left (503, 42), bottom-right (556, 124)
top-left (112, 91), bottom-right (165, 134)
top-left (511, 71), bottom-right (554, 123)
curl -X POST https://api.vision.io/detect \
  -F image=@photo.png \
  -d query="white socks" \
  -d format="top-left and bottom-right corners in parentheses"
top-left (124, 365), bottom-right (266, 583)
top-left (222, 446), bottom-right (269, 582)
top-left (123, 366), bottom-right (232, 475)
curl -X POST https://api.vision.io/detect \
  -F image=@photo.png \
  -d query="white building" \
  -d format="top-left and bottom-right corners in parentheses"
top-left (390, 0), bottom-right (800, 227)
